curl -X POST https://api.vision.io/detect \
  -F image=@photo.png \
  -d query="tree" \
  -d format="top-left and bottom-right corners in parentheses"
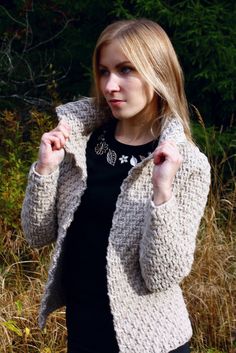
top-left (111, 0), bottom-right (236, 127)
top-left (0, 0), bottom-right (235, 127)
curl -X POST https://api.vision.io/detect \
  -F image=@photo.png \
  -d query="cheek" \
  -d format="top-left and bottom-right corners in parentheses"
top-left (131, 78), bottom-right (149, 96)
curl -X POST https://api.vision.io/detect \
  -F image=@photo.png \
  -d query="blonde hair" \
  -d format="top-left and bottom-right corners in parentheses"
top-left (92, 19), bottom-right (192, 141)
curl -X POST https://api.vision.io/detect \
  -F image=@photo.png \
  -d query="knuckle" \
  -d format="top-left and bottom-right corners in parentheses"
top-left (55, 126), bottom-right (63, 133)
top-left (56, 126), bottom-right (69, 137)
top-left (41, 132), bottom-right (50, 140)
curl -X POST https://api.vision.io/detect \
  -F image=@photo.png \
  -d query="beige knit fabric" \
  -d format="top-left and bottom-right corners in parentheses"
top-left (21, 97), bottom-right (211, 353)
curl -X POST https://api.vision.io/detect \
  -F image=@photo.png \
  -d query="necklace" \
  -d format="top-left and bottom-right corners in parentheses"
top-left (94, 127), bottom-right (153, 167)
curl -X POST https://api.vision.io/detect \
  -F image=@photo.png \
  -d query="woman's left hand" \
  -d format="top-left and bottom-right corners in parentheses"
top-left (152, 140), bottom-right (183, 205)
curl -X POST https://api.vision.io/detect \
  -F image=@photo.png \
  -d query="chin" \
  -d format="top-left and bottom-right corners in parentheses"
top-left (111, 110), bottom-right (133, 119)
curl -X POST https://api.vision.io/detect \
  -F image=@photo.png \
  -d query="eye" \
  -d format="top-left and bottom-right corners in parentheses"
top-left (98, 67), bottom-right (109, 77)
top-left (120, 66), bottom-right (133, 74)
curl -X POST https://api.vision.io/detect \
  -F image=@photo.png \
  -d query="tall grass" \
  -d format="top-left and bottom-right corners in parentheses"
top-left (0, 109), bottom-right (235, 353)
top-left (183, 169), bottom-right (235, 352)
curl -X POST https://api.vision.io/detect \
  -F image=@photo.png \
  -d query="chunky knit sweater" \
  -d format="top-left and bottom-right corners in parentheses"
top-left (21, 97), bottom-right (211, 353)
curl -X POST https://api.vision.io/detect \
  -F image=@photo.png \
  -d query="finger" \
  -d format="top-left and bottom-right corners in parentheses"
top-left (51, 137), bottom-right (63, 151)
top-left (56, 121), bottom-right (71, 137)
top-left (53, 127), bottom-right (70, 140)
top-left (154, 152), bottom-right (166, 165)
top-left (153, 144), bottom-right (181, 165)
top-left (50, 131), bottom-right (67, 146)
top-left (155, 140), bottom-right (180, 155)
top-left (41, 133), bottom-right (65, 151)
top-left (154, 144), bottom-right (174, 159)
top-left (44, 130), bottom-right (68, 147)
top-left (58, 120), bottom-right (70, 129)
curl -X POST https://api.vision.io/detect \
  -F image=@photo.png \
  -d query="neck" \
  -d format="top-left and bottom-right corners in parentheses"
top-left (115, 119), bottom-right (154, 146)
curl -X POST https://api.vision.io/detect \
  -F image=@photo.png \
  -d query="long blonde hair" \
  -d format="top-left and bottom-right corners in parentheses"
top-left (92, 19), bottom-right (192, 140)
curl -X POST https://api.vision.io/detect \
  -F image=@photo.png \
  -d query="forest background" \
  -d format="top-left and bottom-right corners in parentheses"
top-left (0, 1), bottom-right (235, 352)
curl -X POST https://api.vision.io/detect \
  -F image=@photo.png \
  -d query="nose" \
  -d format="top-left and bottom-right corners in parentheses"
top-left (104, 73), bottom-right (120, 94)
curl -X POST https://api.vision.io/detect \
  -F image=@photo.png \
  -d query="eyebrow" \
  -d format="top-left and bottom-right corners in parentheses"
top-left (98, 61), bottom-right (132, 69)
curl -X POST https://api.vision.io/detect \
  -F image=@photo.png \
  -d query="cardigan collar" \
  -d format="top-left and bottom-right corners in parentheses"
top-left (55, 97), bottom-right (187, 170)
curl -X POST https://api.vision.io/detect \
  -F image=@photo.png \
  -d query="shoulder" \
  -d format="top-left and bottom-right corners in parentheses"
top-left (179, 141), bottom-right (211, 178)
top-left (56, 97), bottom-right (95, 116)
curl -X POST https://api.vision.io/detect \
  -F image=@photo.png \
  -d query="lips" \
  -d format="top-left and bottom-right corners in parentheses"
top-left (108, 99), bottom-right (126, 107)
top-left (109, 99), bottom-right (125, 103)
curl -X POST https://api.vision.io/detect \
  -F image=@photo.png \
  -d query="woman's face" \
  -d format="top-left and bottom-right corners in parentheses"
top-left (98, 40), bottom-right (156, 123)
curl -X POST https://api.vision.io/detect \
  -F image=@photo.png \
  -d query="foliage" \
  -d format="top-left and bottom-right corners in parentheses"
top-left (0, 108), bottom-right (57, 352)
top-left (206, 350), bottom-right (226, 353)
top-left (191, 122), bottom-right (236, 184)
top-left (0, 0), bottom-right (116, 109)
top-left (0, 109), bottom-right (56, 229)
top-left (111, 0), bottom-right (236, 127)
top-left (0, 1), bottom-right (235, 126)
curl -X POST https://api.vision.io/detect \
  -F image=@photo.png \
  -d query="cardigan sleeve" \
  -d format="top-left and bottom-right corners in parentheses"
top-left (21, 163), bottom-right (60, 248)
top-left (139, 143), bottom-right (211, 292)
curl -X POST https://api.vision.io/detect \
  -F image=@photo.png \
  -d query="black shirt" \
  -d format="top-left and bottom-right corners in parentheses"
top-left (63, 119), bottom-right (157, 353)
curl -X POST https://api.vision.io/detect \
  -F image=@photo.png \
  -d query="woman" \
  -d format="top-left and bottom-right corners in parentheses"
top-left (21, 19), bottom-right (211, 353)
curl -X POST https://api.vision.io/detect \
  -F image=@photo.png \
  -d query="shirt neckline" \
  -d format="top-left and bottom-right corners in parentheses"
top-left (105, 119), bottom-right (158, 152)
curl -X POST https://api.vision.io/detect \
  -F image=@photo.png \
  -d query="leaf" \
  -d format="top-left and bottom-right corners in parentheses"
top-left (2, 320), bottom-right (23, 336)
top-left (25, 327), bottom-right (30, 338)
top-left (15, 299), bottom-right (23, 315)
top-left (41, 348), bottom-right (52, 353)
top-left (130, 156), bottom-right (138, 166)
top-left (107, 149), bottom-right (117, 166)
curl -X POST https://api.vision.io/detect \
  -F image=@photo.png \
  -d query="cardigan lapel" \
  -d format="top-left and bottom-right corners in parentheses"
top-left (55, 98), bottom-right (187, 173)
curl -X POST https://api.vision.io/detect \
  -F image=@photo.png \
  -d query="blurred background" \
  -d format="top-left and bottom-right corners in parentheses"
top-left (0, 1), bottom-right (235, 352)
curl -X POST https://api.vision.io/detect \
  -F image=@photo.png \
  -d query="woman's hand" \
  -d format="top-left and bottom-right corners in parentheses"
top-left (152, 140), bottom-right (183, 205)
top-left (35, 121), bottom-right (71, 175)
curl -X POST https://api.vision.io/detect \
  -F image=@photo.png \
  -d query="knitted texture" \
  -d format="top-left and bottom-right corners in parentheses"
top-left (21, 97), bottom-right (211, 353)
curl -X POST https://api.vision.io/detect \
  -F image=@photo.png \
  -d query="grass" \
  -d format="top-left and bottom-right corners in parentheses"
top-left (0, 109), bottom-right (235, 352)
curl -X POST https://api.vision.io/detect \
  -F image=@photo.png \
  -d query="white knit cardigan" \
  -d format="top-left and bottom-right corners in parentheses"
top-left (21, 98), bottom-right (211, 353)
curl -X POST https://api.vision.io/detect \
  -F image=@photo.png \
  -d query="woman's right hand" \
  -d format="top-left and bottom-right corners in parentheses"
top-left (35, 121), bottom-right (71, 175)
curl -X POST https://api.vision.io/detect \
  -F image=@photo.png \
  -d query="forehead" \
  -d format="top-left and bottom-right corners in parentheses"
top-left (99, 40), bottom-right (130, 66)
